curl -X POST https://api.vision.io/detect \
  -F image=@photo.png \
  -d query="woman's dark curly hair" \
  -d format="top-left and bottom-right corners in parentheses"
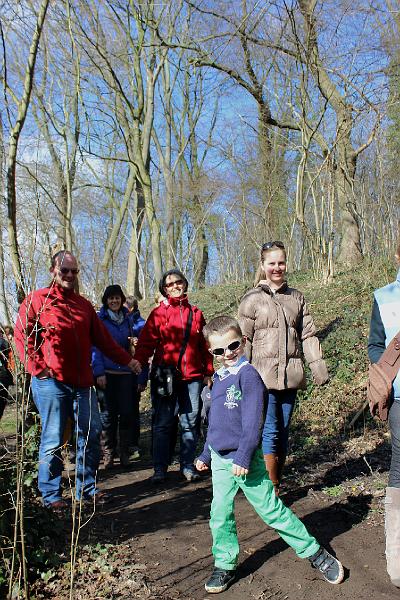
top-left (101, 284), bottom-right (126, 307)
top-left (159, 269), bottom-right (188, 297)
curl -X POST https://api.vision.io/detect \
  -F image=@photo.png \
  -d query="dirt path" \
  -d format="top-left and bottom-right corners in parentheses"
top-left (92, 442), bottom-right (397, 600)
top-left (28, 433), bottom-right (399, 599)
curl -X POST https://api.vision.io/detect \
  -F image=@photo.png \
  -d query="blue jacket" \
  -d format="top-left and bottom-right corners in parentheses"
top-left (92, 306), bottom-right (147, 384)
top-left (368, 268), bottom-right (400, 401)
top-left (128, 309), bottom-right (146, 338)
top-left (198, 359), bottom-right (267, 469)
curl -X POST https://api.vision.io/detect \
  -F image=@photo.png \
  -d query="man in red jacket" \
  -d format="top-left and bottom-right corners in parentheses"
top-left (15, 251), bottom-right (141, 509)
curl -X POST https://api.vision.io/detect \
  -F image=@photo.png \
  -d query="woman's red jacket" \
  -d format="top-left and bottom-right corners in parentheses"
top-left (134, 296), bottom-right (213, 380)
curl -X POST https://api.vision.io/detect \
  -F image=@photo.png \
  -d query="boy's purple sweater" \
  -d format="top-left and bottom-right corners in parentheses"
top-left (198, 360), bottom-right (267, 469)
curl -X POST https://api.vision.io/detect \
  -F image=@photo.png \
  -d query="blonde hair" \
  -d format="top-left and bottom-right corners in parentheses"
top-left (254, 242), bottom-right (287, 286)
top-left (154, 292), bottom-right (164, 306)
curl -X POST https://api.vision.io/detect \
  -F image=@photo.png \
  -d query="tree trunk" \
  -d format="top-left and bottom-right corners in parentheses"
top-left (101, 166), bottom-right (136, 284)
top-left (193, 224), bottom-right (208, 289)
top-left (142, 173), bottom-right (163, 283)
top-left (258, 103), bottom-right (273, 237)
top-left (6, 0), bottom-right (50, 302)
top-left (335, 134), bottom-right (362, 264)
top-left (126, 180), bottom-right (145, 298)
top-left (0, 121), bottom-right (11, 323)
top-left (298, 0), bottom-right (363, 265)
top-left (165, 169), bottom-right (175, 269)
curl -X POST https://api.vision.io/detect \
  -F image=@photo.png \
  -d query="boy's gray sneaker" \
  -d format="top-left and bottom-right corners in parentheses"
top-left (308, 547), bottom-right (344, 584)
top-left (205, 567), bottom-right (236, 593)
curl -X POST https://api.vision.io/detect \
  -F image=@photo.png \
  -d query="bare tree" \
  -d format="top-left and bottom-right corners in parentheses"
top-left (296, 0), bottom-right (379, 264)
top-left (71, 0), bottom-right (185, 285)
top-left (3, 0), bottom-right (50, 300)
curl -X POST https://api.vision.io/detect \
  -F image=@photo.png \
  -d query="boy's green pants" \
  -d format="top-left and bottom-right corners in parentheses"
top-left (210, 448), bottom-right (320, 570)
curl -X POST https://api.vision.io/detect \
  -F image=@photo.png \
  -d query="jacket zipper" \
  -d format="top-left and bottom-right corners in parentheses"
top-left (67, 300), bottom-right (81, 387)
top-left (180, 299), bottom-right (187, 378)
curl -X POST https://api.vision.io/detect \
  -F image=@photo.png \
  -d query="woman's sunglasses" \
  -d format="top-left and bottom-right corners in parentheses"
top-left (262, 241), bottom-right (285, 250)
top-left (164, 279), bottom-right (184, 289)
top-left (209, 339), bottom-right (242, 356)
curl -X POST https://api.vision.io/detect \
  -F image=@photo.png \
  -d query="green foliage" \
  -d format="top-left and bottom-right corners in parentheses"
top-left (0, 422), bottom-right (60, 595)
top-left (0, 404), bottom-right (17, 436)
top-left (323, 484), bottom-right (344, 497)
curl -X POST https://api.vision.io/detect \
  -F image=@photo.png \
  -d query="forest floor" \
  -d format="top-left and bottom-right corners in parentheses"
top-left (29, 426), bottom-right (399, 600)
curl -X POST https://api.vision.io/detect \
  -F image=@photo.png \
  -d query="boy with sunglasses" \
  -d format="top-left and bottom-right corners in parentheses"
top-left (196, 315), bottom-right (344, 594)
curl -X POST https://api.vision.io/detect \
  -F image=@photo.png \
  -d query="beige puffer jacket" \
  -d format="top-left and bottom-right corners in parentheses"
top-left (238, 282), bottom-right (328, 390)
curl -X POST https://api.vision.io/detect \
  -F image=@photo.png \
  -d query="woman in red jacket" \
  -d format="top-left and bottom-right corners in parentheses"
top-left (135, 269), bottom-right (213, 483)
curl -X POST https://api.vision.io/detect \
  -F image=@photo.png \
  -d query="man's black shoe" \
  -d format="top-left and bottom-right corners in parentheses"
top-left (205, 567), bottom-right (236, 593)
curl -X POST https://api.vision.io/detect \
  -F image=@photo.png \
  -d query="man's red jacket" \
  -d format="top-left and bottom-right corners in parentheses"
top-left (15, 285), bottom-right (132, 388)
top-left (134, 295), bottom-right (213, 380)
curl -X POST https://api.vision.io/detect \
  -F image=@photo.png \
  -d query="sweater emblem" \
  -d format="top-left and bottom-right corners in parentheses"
top-left (224, 384), bottom-right (242, 409)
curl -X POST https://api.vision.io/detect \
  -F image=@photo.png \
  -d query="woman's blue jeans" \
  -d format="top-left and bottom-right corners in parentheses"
top-left (389, 400), bottom-right (400, 488)
top-left (151, 378), bottom-right (202, 473)
top-left (31, 376), bottom-right (102, 505)
top-left (262, 389), bottom-right (297, 455)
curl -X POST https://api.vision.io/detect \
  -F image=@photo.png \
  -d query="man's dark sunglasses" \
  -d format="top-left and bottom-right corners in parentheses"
top-left (209, 339), bottom-right (242, 356)
top-left (262, 241), bottom-right (285, 250)
top-left (59, 267), bottom-right (79, 275)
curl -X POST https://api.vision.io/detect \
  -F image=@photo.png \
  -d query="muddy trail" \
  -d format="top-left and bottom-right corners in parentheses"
top-left (33, 431), bottom-right (400, 600)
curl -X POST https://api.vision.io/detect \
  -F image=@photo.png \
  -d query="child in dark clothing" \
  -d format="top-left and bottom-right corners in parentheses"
top-left (196, 315), bottom-right (344, 594)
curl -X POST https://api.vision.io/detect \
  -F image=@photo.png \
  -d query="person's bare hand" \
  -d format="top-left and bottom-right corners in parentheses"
top-left (128, 358), bottom-right (142, 374)
top-left (196, 460), bottom-right (209, 471)
top-left (96, 375), bottom-right (107, 389)
top-left (232, 463), bottom-right (248, 476)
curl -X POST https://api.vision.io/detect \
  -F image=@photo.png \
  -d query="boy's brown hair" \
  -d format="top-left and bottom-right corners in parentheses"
top-left (203, 315), bottom-right (242, 341)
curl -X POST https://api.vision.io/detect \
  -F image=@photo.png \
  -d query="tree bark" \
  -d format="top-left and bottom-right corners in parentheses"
top-left (0, 120), bottom-right (11, 324)
top-left (101, 166), bottom-right (136, 284)
top-left (126, 180), bottom-right (145, 298)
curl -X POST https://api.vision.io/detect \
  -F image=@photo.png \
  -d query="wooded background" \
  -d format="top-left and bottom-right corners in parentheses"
top-left (0, 0), bottom-right (399, 320)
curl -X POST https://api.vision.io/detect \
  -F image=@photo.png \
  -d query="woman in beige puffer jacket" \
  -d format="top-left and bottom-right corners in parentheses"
top-left (238, 241), bottom-right (328, 494)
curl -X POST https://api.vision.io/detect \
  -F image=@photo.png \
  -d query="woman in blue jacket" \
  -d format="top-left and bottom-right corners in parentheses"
top-left (92, 285), bottom-right (145, 469)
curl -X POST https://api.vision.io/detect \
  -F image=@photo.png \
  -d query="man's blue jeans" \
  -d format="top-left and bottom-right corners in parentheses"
top-left (31, 376), bottom-right (102, 505)
top-left (151, 378), bottom-right (202, 473)
top-left (262, 389), bottom-right (297, 455)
